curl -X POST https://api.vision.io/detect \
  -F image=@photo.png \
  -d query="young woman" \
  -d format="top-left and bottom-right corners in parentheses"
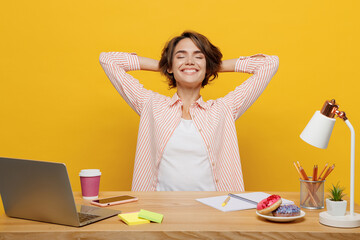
top-left (100, 31), bottom-right (279, 191)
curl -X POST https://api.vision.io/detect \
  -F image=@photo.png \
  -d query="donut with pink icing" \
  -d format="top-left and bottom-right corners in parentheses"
top-left (256, 195), bottom-right (282, 215)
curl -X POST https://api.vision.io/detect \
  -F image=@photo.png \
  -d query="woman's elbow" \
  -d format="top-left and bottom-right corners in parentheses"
top-left (270, 55), bottom-right (279, 71)
top-left (99, 52), bottom-right (111, 65)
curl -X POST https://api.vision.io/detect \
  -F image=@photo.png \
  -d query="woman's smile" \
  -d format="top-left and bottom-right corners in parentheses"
top-left (181, 68), bottom-right (199, 74)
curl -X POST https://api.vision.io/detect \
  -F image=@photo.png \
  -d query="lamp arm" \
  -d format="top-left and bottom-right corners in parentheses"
top-left (336, 110), bottom-right (348, 121)
top-left (344, 119), bottom-right (355, 216)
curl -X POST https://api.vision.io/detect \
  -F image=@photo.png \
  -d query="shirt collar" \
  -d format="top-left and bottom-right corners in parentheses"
top-left (169, 93), bottom-right (207, 109)
top-left (169, 93), bottom-right (181, 106)
top-left (195, 96), bottom-right (207, 109)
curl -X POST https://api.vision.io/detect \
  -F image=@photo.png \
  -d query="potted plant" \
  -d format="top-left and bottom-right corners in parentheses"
top-left (326, 182), bottom-right (347, 216)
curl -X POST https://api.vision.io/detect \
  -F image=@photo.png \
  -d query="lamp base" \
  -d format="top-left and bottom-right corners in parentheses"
top-left (319, 211), bottom-right (360, 228)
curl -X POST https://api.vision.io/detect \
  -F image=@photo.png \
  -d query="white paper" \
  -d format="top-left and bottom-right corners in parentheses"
top-left (196, 192), bottom-right (294, 212)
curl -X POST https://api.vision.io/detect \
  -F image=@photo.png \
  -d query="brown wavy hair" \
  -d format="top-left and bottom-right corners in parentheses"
top-left (159, 31), bottom-right (222, 89)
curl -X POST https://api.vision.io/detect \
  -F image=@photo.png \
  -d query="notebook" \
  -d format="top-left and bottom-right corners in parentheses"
top-left (0, 157), bottom-right (121, 227)
top-left (197, 192), bottom-right (294, 212)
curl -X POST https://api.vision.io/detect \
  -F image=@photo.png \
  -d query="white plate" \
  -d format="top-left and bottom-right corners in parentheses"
top-left (256, 210), bottom-right (305, 222)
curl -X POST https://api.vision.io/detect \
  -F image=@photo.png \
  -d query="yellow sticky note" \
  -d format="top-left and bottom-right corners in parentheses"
top-left (118, 212), bottom-right (150, 226)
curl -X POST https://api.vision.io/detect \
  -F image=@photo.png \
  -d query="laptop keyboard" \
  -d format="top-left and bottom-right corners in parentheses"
top-left (78, 212), bottom-right (100, 223)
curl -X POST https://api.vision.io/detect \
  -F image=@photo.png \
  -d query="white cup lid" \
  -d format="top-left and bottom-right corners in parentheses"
top-left (79, 169), bottom-right (101, 177)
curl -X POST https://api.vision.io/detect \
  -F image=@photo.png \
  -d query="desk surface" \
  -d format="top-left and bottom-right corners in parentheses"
top-left (1, 191), bottom-right (359, 239)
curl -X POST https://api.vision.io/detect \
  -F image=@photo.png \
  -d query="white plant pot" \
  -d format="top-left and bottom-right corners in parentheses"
top-left (326, 198), bottom-right (347, 216)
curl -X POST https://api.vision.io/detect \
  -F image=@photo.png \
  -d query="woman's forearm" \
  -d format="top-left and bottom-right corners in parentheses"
top-left (138, 56), bottom-right (159, 71)
top-left (219, 59), bottom-right (238, 72)
top-left (220, 55), bottom-right (266, 72)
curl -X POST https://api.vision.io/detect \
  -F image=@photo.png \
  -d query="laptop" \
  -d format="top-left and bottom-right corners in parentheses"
top-left (0, 157), bottom-right (121, 227)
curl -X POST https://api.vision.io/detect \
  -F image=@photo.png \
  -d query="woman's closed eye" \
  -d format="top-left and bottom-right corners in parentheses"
top-left (195, 54), bottom-right (204, 59)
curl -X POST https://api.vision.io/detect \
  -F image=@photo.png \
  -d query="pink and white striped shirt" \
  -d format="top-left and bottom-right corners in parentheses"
top-left (99, 52), bottom-right (279, 191)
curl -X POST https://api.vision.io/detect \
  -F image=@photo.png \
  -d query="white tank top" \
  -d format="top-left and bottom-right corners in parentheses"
top-left (156, 118), bottom-right (216, 191)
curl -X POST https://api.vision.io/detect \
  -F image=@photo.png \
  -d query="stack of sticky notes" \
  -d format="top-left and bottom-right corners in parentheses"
top-left (118, 212), bottom-right (150, 225)
top-left (118, 209), bottom-right (163, 226)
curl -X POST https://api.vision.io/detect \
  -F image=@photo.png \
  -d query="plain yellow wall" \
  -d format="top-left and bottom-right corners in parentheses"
top-left (1, 0), bottom-right (360, 206)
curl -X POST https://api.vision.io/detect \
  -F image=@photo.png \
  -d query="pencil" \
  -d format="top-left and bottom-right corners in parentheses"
top-left (222, 196), bottom-right (230, 207)
top-left (297, 161), bottom-right (310, 180)
top-left (320, 166), bottom-right (331, 180)
top-left (318, 163), bottom-right (328, 179)
top-left (299, 167), bottom-right (309, 180)
top-left (322, 164), bottom-right (335, 180)
top-left (293, 162), bottom-right (303, 179)
top-left (312, 165), bottom-right (318, 181)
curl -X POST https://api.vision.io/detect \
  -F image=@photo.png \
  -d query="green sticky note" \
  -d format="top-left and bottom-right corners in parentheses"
top-left (138, 209), bottom-right (163, 223)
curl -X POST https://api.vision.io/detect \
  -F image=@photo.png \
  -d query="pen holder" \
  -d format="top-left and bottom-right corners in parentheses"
top-left (300, 177), bottom-right (325, 209)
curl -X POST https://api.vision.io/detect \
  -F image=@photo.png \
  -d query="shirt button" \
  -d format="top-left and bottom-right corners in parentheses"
top-left (215, 179), bottom-right (219, 183)
top-left (199, 129), bottom-right (202, 132)
top-left (212, 162), bottom-right (215, 167)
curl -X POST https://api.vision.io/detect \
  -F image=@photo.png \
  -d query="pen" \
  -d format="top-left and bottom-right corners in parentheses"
top-left (222, 196), bottom-right (230, 207)
top-left (222, 193), bottom-right (258, 207)
top-left (228, 194), bottom-right (258, 205)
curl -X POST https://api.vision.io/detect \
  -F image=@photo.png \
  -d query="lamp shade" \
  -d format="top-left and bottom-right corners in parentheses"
top-left (300, 111), bottom-right (336, 149)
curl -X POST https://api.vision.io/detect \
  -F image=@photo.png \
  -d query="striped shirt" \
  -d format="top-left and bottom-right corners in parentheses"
top-left (99, 52), bottom-right (279, 191)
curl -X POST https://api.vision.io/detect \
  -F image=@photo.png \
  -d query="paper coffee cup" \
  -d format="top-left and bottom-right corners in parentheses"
top-left (79, 169), bottom-right (101, 200)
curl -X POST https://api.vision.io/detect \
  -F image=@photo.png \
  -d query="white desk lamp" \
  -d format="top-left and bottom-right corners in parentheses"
top-left (300, 99), bottom-right (360, 228)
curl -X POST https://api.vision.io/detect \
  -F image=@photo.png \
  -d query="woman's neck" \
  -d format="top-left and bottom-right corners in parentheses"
top-left (177, 87), bottom-right (201, 120)
top-left (177, 88), bottom-right (201, 106)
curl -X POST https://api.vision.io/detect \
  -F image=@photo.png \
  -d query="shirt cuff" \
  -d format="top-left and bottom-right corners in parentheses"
top-left (235, 54), bottom-right (267, 73)
top-left (126, 53), bottom-right (141, 71)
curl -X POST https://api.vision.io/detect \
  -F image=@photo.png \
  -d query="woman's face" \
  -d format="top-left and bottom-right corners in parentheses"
top-left (169, 38), bottom-right (206, 89)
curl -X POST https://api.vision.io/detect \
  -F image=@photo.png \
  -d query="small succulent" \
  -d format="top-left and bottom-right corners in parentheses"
top-left (328, 182), bottom-right (346, 201)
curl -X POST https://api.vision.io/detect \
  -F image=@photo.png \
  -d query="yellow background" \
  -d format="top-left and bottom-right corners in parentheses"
top-left (1, 0), bottom-right (360, 207)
